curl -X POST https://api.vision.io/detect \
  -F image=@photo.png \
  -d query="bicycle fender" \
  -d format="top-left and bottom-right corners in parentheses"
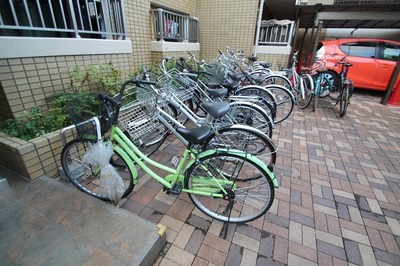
top-left (185, 149), bottom-right (279, 188)
top-left (114, 145), bottom-right (139, 184)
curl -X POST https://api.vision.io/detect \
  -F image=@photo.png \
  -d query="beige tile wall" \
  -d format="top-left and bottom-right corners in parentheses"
top-left (124, 0), bottom-right (197, 67)
top-left (256, 54), bottom-right (290, 71)
top-left (0, 54), bottom-right (134, 120)
top-left (196, 0), bottom-right (259, 61)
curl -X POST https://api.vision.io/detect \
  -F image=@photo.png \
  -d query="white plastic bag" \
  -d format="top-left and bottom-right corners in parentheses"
top-left (83, 141), bottom-right (125, 205)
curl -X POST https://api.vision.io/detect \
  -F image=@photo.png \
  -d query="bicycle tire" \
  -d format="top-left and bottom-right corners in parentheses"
top-left (260, 74), bottom-right (293, 91)
top-left (61, 138), bottom-right (134, 201)
top-left (318, 73), bottom-right (333, 98)
top-left (185, 151), bottom-right (275, 223)
top-left (202, 124), bottom-right (277, 167)
top-left (222, 101), bottom-right (274, 138)
top-left (312, 77), bottom-right (319, 112)
top-left (129, 114), bottom-right (169, 156)
top-left (294, 74), bottom-right (313, 109)
top-left (312, 93), bottom-right (319, 112)
top-left (265, 85), bottom-right (294, 123)
top-left (339, 86), bottom-right (349, 117)
top-left (233, 85), bottom-right (277, 121)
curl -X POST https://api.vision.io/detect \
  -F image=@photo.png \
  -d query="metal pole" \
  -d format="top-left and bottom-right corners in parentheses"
top-left (380, 59), bottom-right (400, 105)
top-left (67, 0), bottom-right (80, 38)
top-left (253, 0), bottom-right (265, 56)
top-left (309, 20), bottom-right (323, 67)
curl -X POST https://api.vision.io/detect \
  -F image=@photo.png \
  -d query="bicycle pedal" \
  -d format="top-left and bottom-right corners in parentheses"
top-left (170, 182), bottom-right (183, 195)
top-left (171, 156), bottom-right (179, 167)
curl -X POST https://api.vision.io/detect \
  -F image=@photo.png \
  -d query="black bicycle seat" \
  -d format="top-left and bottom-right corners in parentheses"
top-left (201, 101), bottom-right (231, 118)
top-left (176, 126), bottom-right (211, 145)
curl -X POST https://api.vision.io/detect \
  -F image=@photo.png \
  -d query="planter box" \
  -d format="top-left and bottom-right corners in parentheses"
top-left (0, 129), bottom-right (75, 180)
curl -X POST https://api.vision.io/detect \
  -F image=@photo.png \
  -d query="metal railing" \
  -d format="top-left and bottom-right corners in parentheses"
top-left (334, 0), bottom-right (399, 4)
top-left (0, 0), bottom-right (127, 39)
top-left (151, 8), bottom-right (198, 43)
top-left (258, 20), bottom-right (295, 46)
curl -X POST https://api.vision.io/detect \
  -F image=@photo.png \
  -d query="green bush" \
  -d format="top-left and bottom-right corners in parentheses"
top-left (0, 61), bottom-right (123, 140)
top-left (0, 92), bottom-right (100, 141)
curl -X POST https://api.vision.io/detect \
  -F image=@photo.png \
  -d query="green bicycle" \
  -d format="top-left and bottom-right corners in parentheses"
top-left (60, 87), bottom-right (278, 223)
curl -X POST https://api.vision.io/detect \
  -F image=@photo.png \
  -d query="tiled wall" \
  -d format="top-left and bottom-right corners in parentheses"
top-left (0, 54), bottom-right (134, 120)
top-left (256, 54), bottom-right (291, 72)
top-left (124, 0), bottom-right (197, 66)
top-left (197, 0), bottom-right (259, 61)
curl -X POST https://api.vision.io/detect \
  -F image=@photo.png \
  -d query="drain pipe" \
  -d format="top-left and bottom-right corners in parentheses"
top-left (253, 0), bottom-right (265, 56)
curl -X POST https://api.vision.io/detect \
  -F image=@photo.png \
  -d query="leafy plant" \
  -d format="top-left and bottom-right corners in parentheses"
top-left (1, 106), bottom-right (65, 140)
top-left (0, 92), bottom-right (101, 140)
top-left (87, 61), bottom-right (123, 95)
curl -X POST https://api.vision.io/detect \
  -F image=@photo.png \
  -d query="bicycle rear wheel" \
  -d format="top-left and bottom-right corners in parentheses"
top-left (233, 85), bottom-right (277, 121)
top-left (265, 85), bottom-right (294, 123)
top-left (294, 74), bottom-right (313, 109)
top-left (260, 74), bottom-right (293, 91)
top-left (61, 138), bottom-right (134, 201)
top-left (185, 152), bottom-right (275, 223)
top-left (202, 125), bottom-right (277, 167)
top-left (339, 86), bottom-right (349, 117)
top-left (222, 101), bottom-right (273, 138)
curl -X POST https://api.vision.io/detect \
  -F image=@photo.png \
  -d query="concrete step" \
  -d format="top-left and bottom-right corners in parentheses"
top-left (0, 170), bottom-right (166, 265)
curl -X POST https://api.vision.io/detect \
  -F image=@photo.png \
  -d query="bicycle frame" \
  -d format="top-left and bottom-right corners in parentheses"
top-left (107, 119), bottom-right (278, 194)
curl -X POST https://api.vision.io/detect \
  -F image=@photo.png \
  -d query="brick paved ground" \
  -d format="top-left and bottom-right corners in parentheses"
top-left (120, 90), bottom-right (400, 266)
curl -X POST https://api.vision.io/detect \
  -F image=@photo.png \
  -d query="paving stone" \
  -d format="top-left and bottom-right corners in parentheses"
top-left (236, 224), bottom-right (262, 241)
top-left (186, 214), bottom-right (211, 232)
top-left (334, 194), bottom-right (358, 208)
top-left (233, 232), bottom-right (260, 253)
top-left (336, 202), bottom-right (351, 220)
top-left (360, 209), bottom-right (387, 223)
top-left (258, 231), bottom-right (274, 258)
top-left (343, 239), bottom-right (363, 265)
top-left (316, 240), bottom-right (347, 261)
top-left (358, 244), bottom-right (377, 266)
top-left (197, 243), bottom-right (227, 266)
top-left (225, 243), bottom-right (242, 266)
top-left (290, 211), bottom-right (315, 228)
top-left (289, 241), bottom-right (318, 262)
top-left (202, 232), bottom-right (230, 254)
top-left (164, 245), bottom-right (195, 265)
top-left (184, 228), bottom-right (205, 255)
top-left (265, 213), bottom-right (290, 228)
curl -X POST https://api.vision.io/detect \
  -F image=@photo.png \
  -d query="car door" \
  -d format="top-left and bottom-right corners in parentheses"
top-left (339, 41), bottom-right (380, 89)
top-left (371, 42), bottom-right (400, 90)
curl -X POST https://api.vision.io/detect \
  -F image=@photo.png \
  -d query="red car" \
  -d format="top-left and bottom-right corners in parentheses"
top-left (313, 38), bottom-right (400, 91)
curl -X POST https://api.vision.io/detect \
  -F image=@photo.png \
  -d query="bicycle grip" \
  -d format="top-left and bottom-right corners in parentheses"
top-left (98, 93), bottom-right (120, 107)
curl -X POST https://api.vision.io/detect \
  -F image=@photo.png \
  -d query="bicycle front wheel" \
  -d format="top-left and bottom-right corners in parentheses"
top-left (61, 138), bottom-right (134, 201)
top-left (185, 152), bottom-right (275, 223)
top-left (202, 125), bottom-right (277, 167)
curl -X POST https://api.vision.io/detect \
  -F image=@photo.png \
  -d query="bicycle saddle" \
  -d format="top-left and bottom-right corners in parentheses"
top-left (201, 101), bottom-right (231, 119)
top-left (259, 62), bottom-right (272, 68)
top-left (205, 87), bottom-right (228, 98)
top-left (247, 56), bottom-right (258, 62)
top-left (176, 126), bottom-right (211, 145)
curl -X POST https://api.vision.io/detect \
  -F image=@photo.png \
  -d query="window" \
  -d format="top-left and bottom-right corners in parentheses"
top-left (151, 7), bottom-right (198, 43)
top-left (0, 0), bottom-right (126, 39)
top-left (339, 42), bottom-right (377, 58)
top-left (383, 43), bottom-right (400, 61)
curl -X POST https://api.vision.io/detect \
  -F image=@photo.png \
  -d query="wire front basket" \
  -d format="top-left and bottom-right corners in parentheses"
top-left (66, 96), bottom-right (110, 139)
top-left (118, 85), bottom-right (162, 142)
top-left (157, 68), bottom-right (197, 102)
